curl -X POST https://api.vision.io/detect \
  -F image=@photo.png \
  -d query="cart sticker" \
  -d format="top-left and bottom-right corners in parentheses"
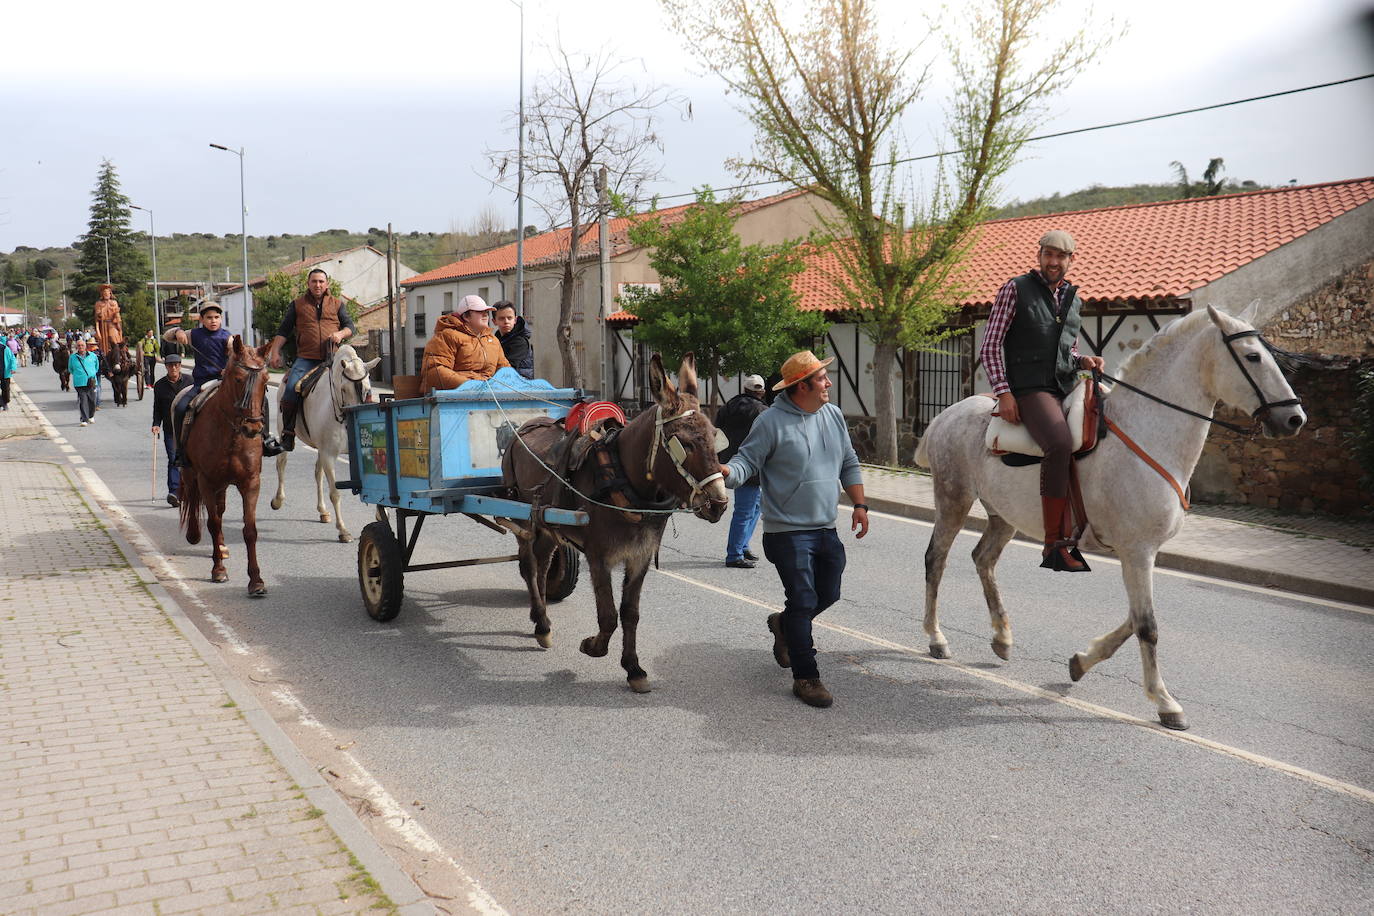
top-left (470, 408), bottom-right (546, 469)
top-left (359, 421), bottom-right (389, 476)
top-left (397, 417), bottom-right (430, 479)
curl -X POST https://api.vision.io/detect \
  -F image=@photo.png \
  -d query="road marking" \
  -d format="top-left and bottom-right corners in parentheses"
top-left (850, 505), bottom-right (1374, 617)
top-left (653, 566), bottom-right (1374, 807)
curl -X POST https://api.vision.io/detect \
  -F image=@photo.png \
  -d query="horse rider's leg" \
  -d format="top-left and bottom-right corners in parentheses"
top-left (241, 478), bottom-right (266, 597)
top-left (923, 482), bottom-right (976, 660)
top-left (1019, 391), bottom-right (1087, 572)
top-left (270, 452), bottom-right (289, 511)
top-left (206, 487), bottom-right (229, 583)
top-left (972, 514), bottom-right (1019, 660)
top-left (1114, 549), bottom-right (1186, 729)
top-left (617, 557), bottom-right (654, 693)
top-left (579, 553), bottom-right (619, 660)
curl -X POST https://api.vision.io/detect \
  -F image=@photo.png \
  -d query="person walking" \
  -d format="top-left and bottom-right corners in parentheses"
top-left (0, 333), bottom-right (16, 411)
top-left (716, 374), bottom-right (769, 568)
top-left (139, 329), bottom-right (160, 385)
top-left (69, 338), bottom-right (101, 426)
top-left (720, 351), bottom-right (869, 709)
top-left (265, 268), bottom-right (354, 452)
top-left (492, 300), bottom-right (534, 379)
top-left (979, 229), bottom-right (1104, 572)
top-left (151, 354), bottom-right (193, 506)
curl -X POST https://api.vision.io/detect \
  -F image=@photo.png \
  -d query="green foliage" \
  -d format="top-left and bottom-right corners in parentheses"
top-left (70, 159), bottom-right (150, 323)
top-left (252, 271), bottom-right (354, 358)
top-left (120, 290), bottom-right (155, 342)
top-left (621, 190), bottom-right (827, 390)
top-left (1351, 366), bottom-right (1374, 491)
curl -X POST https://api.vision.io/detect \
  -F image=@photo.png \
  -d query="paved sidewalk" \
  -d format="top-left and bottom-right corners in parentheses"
top-left (0, 386), bottom-right (433, 914)
top-left (861, 466), bottom-right (1374, 607)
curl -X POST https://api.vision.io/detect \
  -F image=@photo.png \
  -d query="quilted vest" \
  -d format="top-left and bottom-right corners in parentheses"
top-left (293, 294), bottom-right (343, 360)
top-left (1004, 272), bottom-right (1083, 396)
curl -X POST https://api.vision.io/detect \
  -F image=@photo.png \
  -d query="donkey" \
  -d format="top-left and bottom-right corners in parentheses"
top-left (179, 336), bottom-right (272, 596)
top-left (52, 343), bottom-right (71, 391)
top-left (269, 344), bottom-right (379, 542)
top-left (105, 344), bottom-right (138, 407)
top-left (916, 305), bottom-right (1306, 729)
top-left (502, 353), bottom-right (730, 693)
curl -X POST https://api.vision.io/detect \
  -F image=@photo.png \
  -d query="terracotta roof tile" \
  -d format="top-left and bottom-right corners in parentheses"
top-left (402, 189), bottom-right (810, 288)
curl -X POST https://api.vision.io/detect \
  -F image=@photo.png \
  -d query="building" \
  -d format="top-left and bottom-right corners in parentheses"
top-left (399, 189), bottom-right (838, 397)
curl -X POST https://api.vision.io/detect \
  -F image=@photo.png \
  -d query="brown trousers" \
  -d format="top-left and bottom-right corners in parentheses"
top-left (1016, 390), bottom-right (1072, 498)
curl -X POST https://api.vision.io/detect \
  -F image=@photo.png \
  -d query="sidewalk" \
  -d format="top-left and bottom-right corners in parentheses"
top-left (0, 386), bottom-right (433, 914)
top-left (861, 466), bottom-right (1374, 608)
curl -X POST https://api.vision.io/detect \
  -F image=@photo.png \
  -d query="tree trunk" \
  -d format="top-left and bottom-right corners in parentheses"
top-left (557, 258), bottom-right (583, 389)
top-left (872, 339), bottom-right (900, 466)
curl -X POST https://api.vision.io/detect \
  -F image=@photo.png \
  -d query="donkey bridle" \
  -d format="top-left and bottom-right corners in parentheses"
top-left (644, 405), bottom-right (725, 506)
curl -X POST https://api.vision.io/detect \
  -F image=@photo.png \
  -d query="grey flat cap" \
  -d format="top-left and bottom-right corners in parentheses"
top-left (1038, 230), bottom-right (1076, 253)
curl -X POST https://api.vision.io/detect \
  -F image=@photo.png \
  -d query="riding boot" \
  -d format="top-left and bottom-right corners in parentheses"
top-left (1040, 496), bottom-right (1090, 572)
top-left (279, 401), bottom-right (299, 452)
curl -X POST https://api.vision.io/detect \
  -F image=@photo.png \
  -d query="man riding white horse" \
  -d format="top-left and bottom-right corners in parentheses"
top-left (266, 268), bottom-right (356, 451)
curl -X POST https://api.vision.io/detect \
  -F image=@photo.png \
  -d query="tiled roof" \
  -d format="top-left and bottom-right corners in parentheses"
top-left (608, 177), bottom-right (1374, 322)
top-left (402, 189), bottom-right (810, 288)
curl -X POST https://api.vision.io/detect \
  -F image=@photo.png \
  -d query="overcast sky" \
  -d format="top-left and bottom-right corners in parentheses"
top-left (2, 0), bottom-right (1371, 254)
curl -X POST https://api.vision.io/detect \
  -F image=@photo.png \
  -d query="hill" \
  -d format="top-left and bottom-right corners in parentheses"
top-left (992, 180), bottom-right (1269, 218)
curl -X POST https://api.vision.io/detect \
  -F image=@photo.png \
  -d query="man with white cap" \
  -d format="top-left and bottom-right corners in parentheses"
top-left (715, 373), bottom-right (769, 568)
top-left (720, 350), bottom-right (869, 708)
top-left (979, 229), bottom-right (1104, 572)
top-left (420, 294), bottom-right (510, 393)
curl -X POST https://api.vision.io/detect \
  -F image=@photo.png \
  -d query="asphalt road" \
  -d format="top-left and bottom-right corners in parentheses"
top-left (9, 367), bottom-right (1373, 914)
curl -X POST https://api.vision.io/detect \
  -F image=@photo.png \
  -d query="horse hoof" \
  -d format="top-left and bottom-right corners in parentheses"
top-left (1069, 654), bottom-right (1086, 682)
top-left (320, 513), bottom-right (331, 523)
top-left (338, 532), bottom-right (352, 543)
top-left (212, 571), bottom-right (229, 583)
top-left (270, 497), bottom-right (282, 510)
top-left (992, 640), bottom-right (1011, 661)
top-left (1158, 711), bottom-right (1189, 731)
top-left (930, 643), bottom-right (951, 660)
top-left (248, 585), bottom-right (267, 598)
top-left (534, 631), bottom-right (553, 649)
top-left (627, 676), bottom-right (651, 694)
top-left (579, 636), bottom-right (607, 658)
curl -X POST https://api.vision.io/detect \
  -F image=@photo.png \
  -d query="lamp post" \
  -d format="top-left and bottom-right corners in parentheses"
top-left (18, 284), bottom-right (29, 326)
top-left (209, 143), bottom-right (251, 341)
top-left (509, 0), bottom-right (526, 317)
top-left (130, 204), bottom-right (159, 328)
top-left (91, 234), bottom-right (112, 285)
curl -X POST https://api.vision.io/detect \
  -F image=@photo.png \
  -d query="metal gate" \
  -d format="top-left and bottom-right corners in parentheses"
top-left (910, 334), bottom-right (971, 433)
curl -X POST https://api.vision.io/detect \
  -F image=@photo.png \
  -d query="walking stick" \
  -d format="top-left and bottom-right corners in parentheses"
top-left (152, 428), bottom-right (158, 501)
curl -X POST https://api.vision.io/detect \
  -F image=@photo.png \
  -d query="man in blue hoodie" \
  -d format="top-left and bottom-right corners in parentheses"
top-left (721, 350), bottom-right (869, 708)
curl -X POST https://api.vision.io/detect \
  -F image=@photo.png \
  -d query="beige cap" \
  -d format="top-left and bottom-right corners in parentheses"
top-left (1038, 230), bottom-right (1076, 254)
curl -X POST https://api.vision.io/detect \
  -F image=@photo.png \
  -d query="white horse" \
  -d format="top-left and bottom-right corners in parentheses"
top-left (915, 304), bottom-right (1306, 729)
top-left (269, 344), bottom-right (379, 542)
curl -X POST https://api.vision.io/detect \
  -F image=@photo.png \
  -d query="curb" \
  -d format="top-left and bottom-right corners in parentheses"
top-left (10, 383), bottom-right (436, 915)
top-left (864, 494), bottom-right (1374, 609)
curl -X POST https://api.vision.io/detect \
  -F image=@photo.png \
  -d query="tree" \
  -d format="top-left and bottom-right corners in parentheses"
top-left (489, 42), bottom-right (684, 388)
top-left (70, 159), bottom-right (151, 326)
top-left (662, 0), bottom-right (1113, 463)
top-left (1170, 157), bottom-right (1227, 198)
top-left (252, 270), bottom-right (352, 361)
top-left (619, 189), bottom-right (828, 402)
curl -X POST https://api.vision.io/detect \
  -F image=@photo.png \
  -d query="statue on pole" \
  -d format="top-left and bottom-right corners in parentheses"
top-left (93, 284), bottom-right (124, 354)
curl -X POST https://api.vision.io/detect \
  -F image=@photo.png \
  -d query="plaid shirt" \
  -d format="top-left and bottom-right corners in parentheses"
top-left (980, 270), bottom-right (1081, 396)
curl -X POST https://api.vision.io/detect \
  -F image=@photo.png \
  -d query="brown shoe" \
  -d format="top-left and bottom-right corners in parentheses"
top-left (792, 678), bottom-right (833, 708)
top-left (767, 613), bottom-right (790, 668)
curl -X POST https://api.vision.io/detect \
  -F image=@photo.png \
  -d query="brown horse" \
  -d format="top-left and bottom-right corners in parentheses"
top-left (178, 336), bottom-right (271, 596)
top-left (104, 344), bottom-right (138, 406)
top-left (502, 353), bottom-right (729, 692)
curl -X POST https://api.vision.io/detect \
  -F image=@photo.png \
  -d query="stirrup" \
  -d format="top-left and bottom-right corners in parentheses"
top-left (262, 437), bottom-right (284, 457)
top-left (1040, 539), bottom-right (1091, 572)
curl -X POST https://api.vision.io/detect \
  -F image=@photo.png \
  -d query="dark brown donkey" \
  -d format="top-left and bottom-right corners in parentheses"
top-left (502, 353), bottom-right (729, 693)
top-left (178, 336), bottom-right (271, 596)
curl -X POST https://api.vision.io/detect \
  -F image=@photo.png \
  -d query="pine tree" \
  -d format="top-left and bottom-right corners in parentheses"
top-left (69, 159), bottom-right (150, 326)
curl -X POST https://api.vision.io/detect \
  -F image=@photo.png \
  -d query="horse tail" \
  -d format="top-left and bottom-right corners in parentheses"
top-left (180, 474), bottom-right (203, 545)
top-left (914, 432), bottom-right (932, 469)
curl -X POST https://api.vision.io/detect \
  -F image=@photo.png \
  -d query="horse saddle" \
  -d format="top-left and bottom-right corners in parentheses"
top-left (294, 360), bottom-right (330, 400)
top-left (984, 376), bottom-right (1105, 466)
top-left (174, 381), bottom-right (221, 454)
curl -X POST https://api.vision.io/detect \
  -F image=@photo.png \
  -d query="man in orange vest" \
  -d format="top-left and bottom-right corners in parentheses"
top-left (266, 268), bottom-right (355, 451)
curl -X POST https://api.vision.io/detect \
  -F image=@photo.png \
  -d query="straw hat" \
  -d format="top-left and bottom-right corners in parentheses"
top-left (772, 350), bottom-right (834, 390)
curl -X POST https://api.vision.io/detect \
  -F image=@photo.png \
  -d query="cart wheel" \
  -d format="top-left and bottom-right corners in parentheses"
top-left (136, 370), bottom-right (146, 401)
top-left (544, 543), bottom-right (581, 603)
top-left (358, 521), bottom-right (404, 621)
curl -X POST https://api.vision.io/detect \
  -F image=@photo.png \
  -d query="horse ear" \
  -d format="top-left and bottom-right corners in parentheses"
top-left (231, 335), bottom-right (245, 358)
top-left (1205, 304), bottom-right (1227, 329)
top-left (256, 341), bottom-right (271, 359)
top-left (1237, 298), bottom-right (1262, 325)
top-left (677, 352), bottom-right (699, 398)
top-left (364, 357), bottom-right (381, 371)
top-left (648, 353), bottom-right (676, 407)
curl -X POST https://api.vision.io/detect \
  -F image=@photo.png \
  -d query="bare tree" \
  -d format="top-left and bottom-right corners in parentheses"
top-left (490, 42), bottom-right (685, 388)
top-left (662, 0), bottom-right (1114, 463)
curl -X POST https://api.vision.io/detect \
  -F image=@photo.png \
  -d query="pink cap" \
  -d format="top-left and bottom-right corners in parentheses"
top-left (456, 295), bottom-right (493, 315)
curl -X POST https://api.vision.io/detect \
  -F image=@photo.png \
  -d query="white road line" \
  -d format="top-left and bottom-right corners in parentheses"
top-left (849, 505), bottom-right (1374, 617)
top-left (653, 566), bottom-right (1374, 807)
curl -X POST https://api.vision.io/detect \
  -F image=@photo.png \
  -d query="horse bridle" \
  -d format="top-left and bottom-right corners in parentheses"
top-left (332, 357), bottom-right (371, 421)
top-left (230, 363), bottom-right (267, 438)
top-left (644, 405), bottom-right (726, 507)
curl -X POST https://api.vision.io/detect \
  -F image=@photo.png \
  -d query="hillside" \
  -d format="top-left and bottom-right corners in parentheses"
top-left (992, 180), bottom-right (1268, 218)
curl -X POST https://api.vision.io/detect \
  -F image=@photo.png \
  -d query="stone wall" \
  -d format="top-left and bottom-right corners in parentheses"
top-left (1262, 260), bottom-right (1374, 357)
top-left (846, 415), bottom-right (921, 466)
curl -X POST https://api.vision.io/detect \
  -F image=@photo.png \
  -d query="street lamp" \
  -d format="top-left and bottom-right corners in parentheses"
top-left (91, 233), bottom-right (112, 285)
top-left (209, 143), bottom-right (252, 341)
top-left (509, 0), bottom-right (526, 317)
top-left (130, 204), bottom-right (159, 328)
top-left (18, 284), bottom-right (29, 325)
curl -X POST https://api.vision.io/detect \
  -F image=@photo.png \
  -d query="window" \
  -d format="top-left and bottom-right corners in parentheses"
top-left (413, 295), bottom-right (426, 336)
top-left (413, 348), bottom-right (426, 374)
top-left (478, 286), bottom-right (489, 302)
top-left (442, 291), bottom-right (453, 314)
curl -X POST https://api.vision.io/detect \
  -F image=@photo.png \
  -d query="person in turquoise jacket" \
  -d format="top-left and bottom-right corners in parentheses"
top-left (69, 337), bottom-right (101, 426)
top-left (720, 350), bottom-right (869, 709)
top-left (0, 334), bottom-right (16, 411)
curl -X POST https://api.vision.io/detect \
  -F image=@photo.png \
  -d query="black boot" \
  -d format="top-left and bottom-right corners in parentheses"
top-left (260, 396), bottom-right (285, 456)
top-left (279, 401), bottom-right (299, 452)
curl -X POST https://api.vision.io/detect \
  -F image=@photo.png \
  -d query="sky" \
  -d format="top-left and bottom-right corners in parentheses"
top-left (2, 0), bottom-right (1372, 256)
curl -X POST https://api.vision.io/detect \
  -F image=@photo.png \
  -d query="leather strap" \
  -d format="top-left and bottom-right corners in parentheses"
top-left (1103, 416), bottom-right (1190, 510)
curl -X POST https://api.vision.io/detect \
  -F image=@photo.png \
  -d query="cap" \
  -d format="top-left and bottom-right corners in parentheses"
top-left (163, 354), bottom-right (182, 364)
top-left (455, 294), bottom-right (493, 315)
top-left (772, 350), bottom-right (835, 390)
top-left (1038, 230), bottom-right (1076, 254)
top-left (198, 302), bottom-right (223, 315)
top-left (742, 374), bottom-right (765, 392)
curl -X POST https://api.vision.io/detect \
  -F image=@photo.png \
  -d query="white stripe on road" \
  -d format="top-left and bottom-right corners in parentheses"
top-left (653, 566), bottom-right (1374, 807)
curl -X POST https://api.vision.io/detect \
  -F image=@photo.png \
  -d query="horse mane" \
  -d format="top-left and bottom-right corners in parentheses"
top-left (1114, 309), bottom-right (1219, 381)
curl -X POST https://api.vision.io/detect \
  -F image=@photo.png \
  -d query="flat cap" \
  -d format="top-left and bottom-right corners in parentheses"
top-left (1038, 230), bottom-right (1076, 254)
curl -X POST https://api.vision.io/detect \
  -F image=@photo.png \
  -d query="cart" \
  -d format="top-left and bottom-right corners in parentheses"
top-left (340, 368), bottom-right (587, 622)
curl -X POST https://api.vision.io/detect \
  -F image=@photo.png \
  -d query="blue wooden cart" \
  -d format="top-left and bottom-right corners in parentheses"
top-left (340, 368), bottom-right (587, 621)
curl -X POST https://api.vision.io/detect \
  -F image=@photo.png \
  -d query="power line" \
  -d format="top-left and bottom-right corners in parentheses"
top-left (643, 73), bottom-right (1374, 205)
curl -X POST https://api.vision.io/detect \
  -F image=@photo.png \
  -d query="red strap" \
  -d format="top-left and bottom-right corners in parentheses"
top-left (1104, 416), bottom-right (1190, 510)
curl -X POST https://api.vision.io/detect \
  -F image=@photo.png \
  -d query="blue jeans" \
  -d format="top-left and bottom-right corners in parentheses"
top-left (282, 357), bottom-right (321, 407)
top-left (726, 482), bottom-right (762, 562)
top-left (162, 425), bottom-right (181, 496)
top-left (762, 528), bottom-right (846, 680)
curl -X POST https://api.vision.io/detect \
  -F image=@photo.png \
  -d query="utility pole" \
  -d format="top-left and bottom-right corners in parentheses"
top-left (509, 0), bottom-right (526, 317)
top-left (386, 223), bottom-right (396, 379)
top-left (596, 165), bottom-right (610, 401)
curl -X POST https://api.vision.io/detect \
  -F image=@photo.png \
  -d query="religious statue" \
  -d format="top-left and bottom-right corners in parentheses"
top-left (93, 284), bottom-right (124, 354)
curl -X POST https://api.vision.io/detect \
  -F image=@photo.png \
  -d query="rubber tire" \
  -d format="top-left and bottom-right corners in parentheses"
top-left (358, 521), bottom-right (405, 622)
top-left (543, 543), bottom-right (581, 603)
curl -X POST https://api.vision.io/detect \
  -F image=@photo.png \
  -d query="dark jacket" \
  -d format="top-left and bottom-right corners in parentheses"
top-left (716, 391), bottom-right (768, 485)
top-left (152, 373), bottom-right (193, 429)
top-left (496, 316), bottom-right (534, 379)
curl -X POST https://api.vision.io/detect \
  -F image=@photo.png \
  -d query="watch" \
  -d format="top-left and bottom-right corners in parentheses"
top-left (853, 503), bottom-right (869, 511)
